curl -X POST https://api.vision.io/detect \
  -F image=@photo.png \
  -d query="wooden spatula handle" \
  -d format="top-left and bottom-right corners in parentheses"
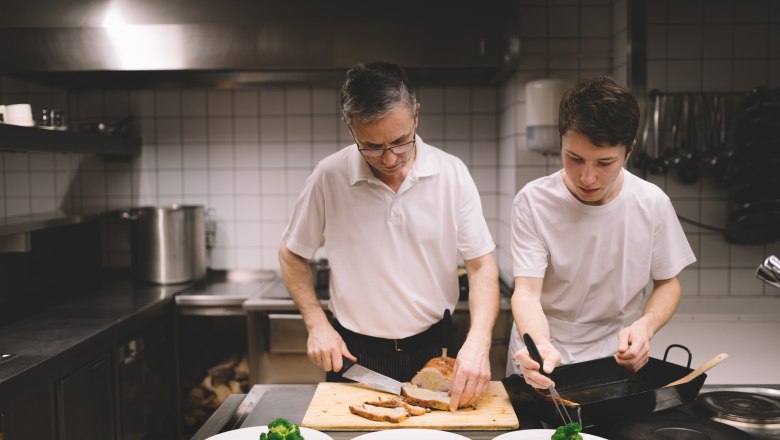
top-left (663, 352), bottom-right (728, 388)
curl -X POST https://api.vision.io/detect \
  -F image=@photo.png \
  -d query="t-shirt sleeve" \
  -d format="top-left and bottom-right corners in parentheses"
top-left (650, 193), bottom-right (697, 280)
top-left (512, 191), bottom-right (549, 278)
top-left (282, 167), bottom-right (326, 260)
top-left (456, 163), bottom-right (495, 261)
top-left (458, 165), bottom-right (496, 260)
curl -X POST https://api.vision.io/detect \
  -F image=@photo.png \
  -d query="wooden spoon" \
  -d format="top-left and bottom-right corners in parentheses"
top-left (663, 353), bottom-right (729, 388)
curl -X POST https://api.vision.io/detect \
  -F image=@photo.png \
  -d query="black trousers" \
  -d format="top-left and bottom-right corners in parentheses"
top-left (327, 311), bottom-right (457, 383)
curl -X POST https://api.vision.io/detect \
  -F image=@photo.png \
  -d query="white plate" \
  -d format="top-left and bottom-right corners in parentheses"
top-left (206, 425), bottom-right (333, 440)
top-left (492, 429), bottom-right (607, 440)
top-left (351, 429), bottom-right (470, 440)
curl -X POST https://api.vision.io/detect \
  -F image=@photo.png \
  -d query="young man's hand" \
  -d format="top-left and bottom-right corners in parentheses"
top-left (614, 318), bottom-right (652, 372)
top-left (515, 342), bottom-right (561, 389)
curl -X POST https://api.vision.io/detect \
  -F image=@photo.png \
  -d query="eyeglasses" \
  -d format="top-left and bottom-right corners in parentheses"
top-left (357, 137), bottom-right (416, 157)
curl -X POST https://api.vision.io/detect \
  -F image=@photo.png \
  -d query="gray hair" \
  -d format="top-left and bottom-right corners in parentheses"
top-left (340, 61), bottom-right (417, 126)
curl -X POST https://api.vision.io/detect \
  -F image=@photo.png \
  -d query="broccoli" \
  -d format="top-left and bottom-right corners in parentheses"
top-left (259, 418), bottom-right (304, 440)
top-left (551, 422), bottom-right (583, 440)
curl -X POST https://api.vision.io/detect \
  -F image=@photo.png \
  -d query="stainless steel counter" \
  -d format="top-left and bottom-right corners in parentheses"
top-left (191, 384), bottom-right (523, 440)
top-left (242, 277), bottom-right (513, 313)
top-left (242, 277), bottom-right (515, 384)
top-left (193, 384), bottom-right (780, 440)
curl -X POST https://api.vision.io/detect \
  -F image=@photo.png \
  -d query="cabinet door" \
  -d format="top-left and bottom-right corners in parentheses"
top-left (57, 353), bottom-right (115, 440)
top-left (0, 384), bottom-right (57, 440)
top-left (117, 318), bottom-right (175, 440)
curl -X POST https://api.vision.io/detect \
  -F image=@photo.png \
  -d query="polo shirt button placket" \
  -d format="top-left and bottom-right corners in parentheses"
top-left (388, 195), bottom-right (401, 224)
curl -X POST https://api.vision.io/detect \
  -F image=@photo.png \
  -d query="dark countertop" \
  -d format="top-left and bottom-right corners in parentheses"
top-left (0, 271), bottom-right (191, 391)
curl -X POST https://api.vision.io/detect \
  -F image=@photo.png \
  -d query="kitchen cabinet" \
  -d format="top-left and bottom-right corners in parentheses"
top-left (56, 353), bottom-right (115, 440)
top-left (0, 382), bottom-right (57, 440)
top-left (116, 315), bottom-right (176, 440)
top-left (0, 283), bottom-right (177, 440)
top-left (0, 123), bottom-right (140, 157)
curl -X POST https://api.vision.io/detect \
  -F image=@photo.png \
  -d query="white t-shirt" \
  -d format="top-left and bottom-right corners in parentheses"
top-left (507, 169), bottom-right (696, 375)
top-left (283, 136), bottom-right (495, 339)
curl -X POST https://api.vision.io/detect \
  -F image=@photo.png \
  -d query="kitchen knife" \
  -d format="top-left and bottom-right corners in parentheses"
top-left (340, 357), bottom-right (403, 395)
top-left (523, 333), bottom-right (574, 425)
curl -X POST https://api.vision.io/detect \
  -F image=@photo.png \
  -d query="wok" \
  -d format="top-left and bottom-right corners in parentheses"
top-left (502, 345), bottom-right (708, 427)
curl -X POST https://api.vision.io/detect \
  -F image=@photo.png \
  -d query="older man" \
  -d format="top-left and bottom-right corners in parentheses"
top-left (279, 61), bottom-right (499, 409)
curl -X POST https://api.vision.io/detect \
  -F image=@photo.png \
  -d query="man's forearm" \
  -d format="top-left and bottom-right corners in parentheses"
top-left (511, 277), bottom-right (549, 343)
top-left (278, 242), bottom-right (329, 331)
top-left (464, 254), bottom-right (500, 344)
top-left (641, 277), bottom-right (682, 337)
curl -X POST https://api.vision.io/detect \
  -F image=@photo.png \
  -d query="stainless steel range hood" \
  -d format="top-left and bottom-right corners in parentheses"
top-left (0, 0), bottom-right (520, 88)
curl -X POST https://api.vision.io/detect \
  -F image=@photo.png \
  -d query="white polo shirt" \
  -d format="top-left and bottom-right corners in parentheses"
top-left (283, 136), bottom-right (495, 339)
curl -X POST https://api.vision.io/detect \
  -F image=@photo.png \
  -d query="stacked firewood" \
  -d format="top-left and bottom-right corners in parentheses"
top-left (183, 355), bottom-right (250, 429)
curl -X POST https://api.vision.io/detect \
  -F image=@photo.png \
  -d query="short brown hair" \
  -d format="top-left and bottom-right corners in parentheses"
top-left (558, 76), bottom-right (639, 149)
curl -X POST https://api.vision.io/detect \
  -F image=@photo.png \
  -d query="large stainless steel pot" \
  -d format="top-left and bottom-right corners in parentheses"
top-left (122, 205), bottom-right (207, 284)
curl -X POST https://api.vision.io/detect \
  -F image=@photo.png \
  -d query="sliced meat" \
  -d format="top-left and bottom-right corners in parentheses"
top-left (349, 403), bottom-right (409, 423)
top-left (402, 402), bottom-right (429, 416)
top-left (532, 388), bottom-right (579, 407)
top-left (401, 385), bottom-right (451, 411)
top-left (411, 356), bottom-right (455, 392)
top-left (363, 396), bottom-right (405, 408)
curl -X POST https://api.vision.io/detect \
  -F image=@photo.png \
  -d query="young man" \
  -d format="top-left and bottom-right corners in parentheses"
top-left (507, 76), bottom-right (696, 389)
top-left (279, 61), bottom-right (499, 409)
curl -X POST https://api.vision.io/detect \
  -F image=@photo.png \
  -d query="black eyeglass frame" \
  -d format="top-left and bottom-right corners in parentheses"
top-left (353, 135), bottom-right (416, 158)
top-left (347, 111), bottom-right (419, 158)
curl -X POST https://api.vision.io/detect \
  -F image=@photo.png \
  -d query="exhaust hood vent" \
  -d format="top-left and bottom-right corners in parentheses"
top-left (0, 0), bottom-right (520, 88)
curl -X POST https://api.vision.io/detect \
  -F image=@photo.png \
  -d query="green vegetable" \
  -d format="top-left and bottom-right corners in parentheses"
top-left (259, 418), bottom-right (304, 440)
top-left (551, 422), bottom-right (583, 440)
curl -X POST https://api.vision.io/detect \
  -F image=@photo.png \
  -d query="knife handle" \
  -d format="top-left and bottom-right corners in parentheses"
top-left (340, 355), bottom-right (355, 373)
top-left (523, 333), bottom-right (549, 378)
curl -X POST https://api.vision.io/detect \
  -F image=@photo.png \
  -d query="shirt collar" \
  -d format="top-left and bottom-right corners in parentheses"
top-left (347, 134), bottom-right (441, 186)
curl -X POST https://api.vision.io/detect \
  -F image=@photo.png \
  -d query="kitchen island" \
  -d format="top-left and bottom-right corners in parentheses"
top-left (193, 382), bottom-right (780, 440)
top-left (191, 384), bottom-right (536, 440)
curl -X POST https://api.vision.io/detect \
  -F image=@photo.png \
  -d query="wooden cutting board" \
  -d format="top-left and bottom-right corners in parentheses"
top-left (301, 381), bottom-right (519, 431)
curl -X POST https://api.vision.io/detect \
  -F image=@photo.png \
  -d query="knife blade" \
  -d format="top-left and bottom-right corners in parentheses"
top-left (340, 357), bottom-right (403, 395)
top-left (522, 333), bottom-right (574, 425)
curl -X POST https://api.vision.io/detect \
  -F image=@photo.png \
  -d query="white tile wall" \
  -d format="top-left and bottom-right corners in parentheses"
top-left (495, 0), bottom-right (780, 298)
top-left (2, 0), bottom-right (777, 294)
top-left (1, 81), bottom-right (499, 272)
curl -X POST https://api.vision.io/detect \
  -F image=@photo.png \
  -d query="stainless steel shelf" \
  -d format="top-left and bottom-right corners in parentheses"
top-left (0, 211), bottom-right (102, 237)
top-left (0, 123), bottom-right (140, 156)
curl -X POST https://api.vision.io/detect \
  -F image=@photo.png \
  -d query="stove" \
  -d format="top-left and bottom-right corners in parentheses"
top-left (594, 385), bottom-right (780, 439)
top-left (691, 386), bottom-right (780, 439)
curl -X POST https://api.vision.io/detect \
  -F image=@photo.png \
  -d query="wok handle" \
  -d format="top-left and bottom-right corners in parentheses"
top-left (522, 333), bottom-right (549, 378)
top-left (662, 352), bottom-right (729, 388)
top-left (663, 344), bottom-right (693, 368)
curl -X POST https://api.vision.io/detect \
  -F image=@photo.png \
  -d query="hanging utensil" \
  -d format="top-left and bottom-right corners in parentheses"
top-left (678, 94), bottom-right (701, 184)
top-left (647, 93), bottom-right (667, 174)
top-left (701, 94), bottom-right (723, 172)
top-left (632, 90), bottom-right (668, 175)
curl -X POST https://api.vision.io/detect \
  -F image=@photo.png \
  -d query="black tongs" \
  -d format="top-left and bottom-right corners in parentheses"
top-left (523, 333), bottom-right (574, 426)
